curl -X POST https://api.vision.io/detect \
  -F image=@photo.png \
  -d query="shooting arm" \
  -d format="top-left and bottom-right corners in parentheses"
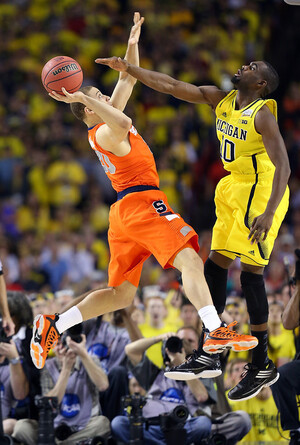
top-left (282, 282), bottom-right (300, 329)
top-left (110, 13), bottom-right (143, 111)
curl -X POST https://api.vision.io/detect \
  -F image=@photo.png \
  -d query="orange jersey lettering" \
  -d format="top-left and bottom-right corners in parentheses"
top-left (88, 124), bottom-right (159, 192)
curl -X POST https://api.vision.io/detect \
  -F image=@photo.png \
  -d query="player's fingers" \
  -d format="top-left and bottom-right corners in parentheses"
top-left (49, 92), bottom-right (62, 101)
top-left (262, 228), bottom-right (269, 241)
top-left (61, 87), bottom-right (71, 96)
top-left (134, 12), bottom-right (140, 23)
top-left (95, 57), bottom-right (112, 65)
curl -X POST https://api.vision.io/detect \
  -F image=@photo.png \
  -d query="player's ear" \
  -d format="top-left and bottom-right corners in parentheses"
top-left (84, 107), bottom-right (94, 116)
top-left (258, 79), bottom-right (267, 88)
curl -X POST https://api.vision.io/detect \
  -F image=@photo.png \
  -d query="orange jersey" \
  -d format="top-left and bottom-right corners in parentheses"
top-left (88, 123), bottom-right (159, 193)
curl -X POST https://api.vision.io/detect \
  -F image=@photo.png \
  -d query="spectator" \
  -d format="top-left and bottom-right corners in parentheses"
top-left (138, 290), bottom-right (174, 368)
top-left (13, 327), bottom-right (110, 444)
top-left (112, 330), bottom-right (215, 444)
top-left (0, 258), bottom-right (14, 335)
top-left (0, 324), bottom-right (29, 435)
top-left (268, 300), bottom-right (296, 367)
top-left (179, 296), bottom-right (202, 335)
top-left (227, 358), bottom-right (284, 443)
top-left (272, 249), bottom-right (300, 445)
top-left (85, 307), bottom-right (142, 421)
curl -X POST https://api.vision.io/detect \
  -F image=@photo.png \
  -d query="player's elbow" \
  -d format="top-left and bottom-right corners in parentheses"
top-left (120, 116), bottom-right (132, 131)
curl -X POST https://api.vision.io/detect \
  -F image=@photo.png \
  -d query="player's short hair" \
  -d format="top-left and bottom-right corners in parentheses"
top-left (261, 61), bottom-right (279, 97)
top-left (70, 86), bottom-right (93, 121)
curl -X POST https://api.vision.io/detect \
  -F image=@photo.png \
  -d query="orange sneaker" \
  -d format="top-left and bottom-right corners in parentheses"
top-left (203, 321), bottom-right (258, 354)
top-left (30, 314), bottom-right (60, 369)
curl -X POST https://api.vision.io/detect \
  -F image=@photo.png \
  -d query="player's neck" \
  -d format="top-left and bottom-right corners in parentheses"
top-left (85, 116), bottom-right (104, 127)
top-left (235, 90), bottom-right (262, 110)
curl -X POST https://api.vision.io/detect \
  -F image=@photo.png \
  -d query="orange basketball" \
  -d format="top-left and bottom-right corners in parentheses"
top-left (41, 56), bottom-right (83, 95)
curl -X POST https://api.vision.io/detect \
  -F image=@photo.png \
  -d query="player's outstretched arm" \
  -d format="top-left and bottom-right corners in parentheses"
top-left (110, 12), bottom-right (144, 111)
top-left (248, 106), bottom-right (291, 244)
top-left (96, 57), bottom-right (226, 108)
top-left (49, 88), bottom-right (132, 147)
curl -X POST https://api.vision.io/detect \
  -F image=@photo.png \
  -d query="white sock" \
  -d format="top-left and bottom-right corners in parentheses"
top-left (198, 305), bottom-right (221, 332)
top-left (55, 306), bottom-right (83, 334)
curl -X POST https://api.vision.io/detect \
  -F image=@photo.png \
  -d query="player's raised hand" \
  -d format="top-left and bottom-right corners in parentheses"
top-left (95, 56), bottom-right (129, 72)
top-left (49, 87), bottom-right (86, 104)
top-left (129, 12), bottom-right (144, 46)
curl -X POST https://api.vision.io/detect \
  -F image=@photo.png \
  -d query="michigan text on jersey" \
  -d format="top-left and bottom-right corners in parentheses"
top-left (216, 119), bottom-right (248, 141)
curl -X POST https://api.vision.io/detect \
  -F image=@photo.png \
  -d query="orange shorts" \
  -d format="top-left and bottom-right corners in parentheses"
top-left (108, 189), bottom-right (199, 287)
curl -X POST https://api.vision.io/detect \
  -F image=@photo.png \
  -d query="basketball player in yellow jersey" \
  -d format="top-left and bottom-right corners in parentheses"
top-left (97, 57), bottom-right (291, 401)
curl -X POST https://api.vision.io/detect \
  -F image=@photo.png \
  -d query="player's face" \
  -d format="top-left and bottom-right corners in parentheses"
top-left (90, 87), bottom-right (112, 106)
top-left (232, 61), bottom-right (265, 88)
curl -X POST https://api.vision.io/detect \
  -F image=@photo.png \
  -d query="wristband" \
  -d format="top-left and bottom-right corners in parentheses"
top-left (9, 356), bottom-right (22, 365)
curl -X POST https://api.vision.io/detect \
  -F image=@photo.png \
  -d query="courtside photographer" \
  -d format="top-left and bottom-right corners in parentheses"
top-left (0, 291), bottom-right (40, 440)
top-left (13, 324), bottom-right (110, 444)
top-left (111, 328), bottom-right (216, 444)
top-left (272, 248), bottom-right (300, 445)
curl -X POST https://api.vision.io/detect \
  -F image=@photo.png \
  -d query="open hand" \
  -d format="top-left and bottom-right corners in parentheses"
top-left (248, 212), bottom-right (274, 244)
top-left (95, 56), bottom-right (128, 73)
top-left (49, 87), bottom-right (86, 104)
top-left (128, 12), bottom-right (144, 46)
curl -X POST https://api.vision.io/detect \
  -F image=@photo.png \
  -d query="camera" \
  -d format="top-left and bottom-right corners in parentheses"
top-left (35, 395), bottom-right (58, 445)
top-left (61, 323), bottom-right (83, 348)
top-left (162, 336), bottom-right (183, 365)
top-left (55, 423), bottom-right (78, 441)
top-left (122, 393), bottom-right (147, 445)
top-left (146, 405), bottom-right (188, 445)
top-left (122, 393), bottom-right (189, 445)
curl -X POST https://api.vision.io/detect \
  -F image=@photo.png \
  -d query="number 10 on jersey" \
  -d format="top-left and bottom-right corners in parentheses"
top-left (220, 136), bottom-right (236, 163)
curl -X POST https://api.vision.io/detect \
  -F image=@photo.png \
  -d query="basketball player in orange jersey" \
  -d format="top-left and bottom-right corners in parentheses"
top-left (30, 13), bottom-right (257, 378)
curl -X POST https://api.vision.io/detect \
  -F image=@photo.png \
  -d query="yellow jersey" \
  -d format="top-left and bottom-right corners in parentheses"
top-left (215, 90), bottom-right (277, 176)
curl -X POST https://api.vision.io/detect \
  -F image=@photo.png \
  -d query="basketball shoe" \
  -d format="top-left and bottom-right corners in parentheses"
top-left (164, 350), bottom-right (222, 380)
top-left (30, 314), bottom-right (60, 369)
top-left (228, 359), bottom-right (279, 401)
top-left (203, 321), bottom-right (258, 354)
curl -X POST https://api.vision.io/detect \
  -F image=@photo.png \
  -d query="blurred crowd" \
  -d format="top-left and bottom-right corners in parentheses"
top-left (0, 0), bottom-right (300, 443)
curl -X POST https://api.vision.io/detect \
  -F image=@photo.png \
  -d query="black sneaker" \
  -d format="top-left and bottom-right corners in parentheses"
top-left (290, 430), bottom-right (300, 445)
top-left (164, 350), bottom-right (222, 381)
top-left (228, 360), bottom-right (279, 401)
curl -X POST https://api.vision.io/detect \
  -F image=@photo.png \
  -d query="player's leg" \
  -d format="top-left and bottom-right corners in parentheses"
top-left (30, 281), bottom-right (137, 369)
top-left (204, 251), bottom-right (233, 315)
top-left (164, 247), bottom-right (258, 381)
top-left (228, 261), bottom-right (279, 401)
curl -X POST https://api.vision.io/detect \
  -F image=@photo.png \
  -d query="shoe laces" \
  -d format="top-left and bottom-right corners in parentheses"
top-left (211, 321), bottom-right (241, 339)
top-left (241, 363), bottom-right (258, 379)
top-left (185, 349), bottom-right (199, 362)
top-left (45, 327), bottom-right (59, 355)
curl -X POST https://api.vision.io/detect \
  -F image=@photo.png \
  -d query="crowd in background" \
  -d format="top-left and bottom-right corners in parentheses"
top-left (0, 0), bottom-right (300, 443)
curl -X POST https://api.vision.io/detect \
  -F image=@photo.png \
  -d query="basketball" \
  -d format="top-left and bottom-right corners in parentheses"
top-left (41, 56), bottom-right (83, 95)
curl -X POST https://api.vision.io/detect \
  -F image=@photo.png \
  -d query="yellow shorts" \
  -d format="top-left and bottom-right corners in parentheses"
top-left (211, 172), bottom-right (289, 266)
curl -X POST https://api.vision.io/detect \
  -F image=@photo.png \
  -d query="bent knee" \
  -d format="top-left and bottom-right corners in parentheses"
top-left (113, 281), bottom-right (136, 306)
top-left (174, 247), bottom-right (203, 271)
